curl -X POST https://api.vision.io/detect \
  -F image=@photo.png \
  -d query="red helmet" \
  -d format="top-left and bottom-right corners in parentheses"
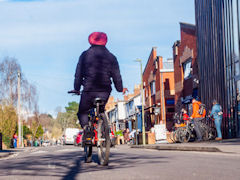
top-left (88, 32), bottom-right (108, 46)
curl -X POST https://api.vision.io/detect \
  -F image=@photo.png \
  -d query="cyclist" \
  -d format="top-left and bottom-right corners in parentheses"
top-left (71, 32), bottom-right (128, 143)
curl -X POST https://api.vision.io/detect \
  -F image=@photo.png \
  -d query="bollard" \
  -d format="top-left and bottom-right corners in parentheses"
top-left (0, 133), bottom-right (2, 150)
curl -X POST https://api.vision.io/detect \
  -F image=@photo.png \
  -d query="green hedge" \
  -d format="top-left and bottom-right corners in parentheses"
top-left (2, 134), bottom-right (12, 148)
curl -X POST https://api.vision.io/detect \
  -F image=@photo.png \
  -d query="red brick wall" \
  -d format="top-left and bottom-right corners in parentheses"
top-left (143, 47), bottom-right (158, 108)
top-left (143, 48), bottom-right (175, 130)
top-left (173, 23), bottom-right (197, 112)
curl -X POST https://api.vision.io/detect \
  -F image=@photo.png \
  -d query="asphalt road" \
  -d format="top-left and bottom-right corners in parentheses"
top-left (0, 145), bottom-right (240, 180)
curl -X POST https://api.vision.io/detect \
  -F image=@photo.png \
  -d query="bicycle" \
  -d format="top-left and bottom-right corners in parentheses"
top-left (200, 117), bottom-right (217, 141)
top-left (68, 90), bottom-right (111, 166)
top-left (178, 121), bottom-right (195, 143)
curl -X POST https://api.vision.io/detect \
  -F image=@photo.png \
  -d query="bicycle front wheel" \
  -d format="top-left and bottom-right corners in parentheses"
top-left (97, 113), bottom-right (111, 166)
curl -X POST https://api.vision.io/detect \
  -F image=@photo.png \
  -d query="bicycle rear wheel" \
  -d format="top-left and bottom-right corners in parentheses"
top-left (97, 113), bottom-right (110, 166)
top-left (208, 127), bottom-right (217, 140)
top-left (177, 127), bottom-right (190, 143)
top-left (84, 145), bottom-right (92, 163)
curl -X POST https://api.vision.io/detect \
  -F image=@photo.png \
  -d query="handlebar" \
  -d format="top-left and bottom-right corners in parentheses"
top-left (68, 90), bottom-right (81, 95)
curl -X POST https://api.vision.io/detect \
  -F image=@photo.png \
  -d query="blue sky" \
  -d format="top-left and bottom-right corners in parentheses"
top-left (0, 0), bottom-right (195, 116)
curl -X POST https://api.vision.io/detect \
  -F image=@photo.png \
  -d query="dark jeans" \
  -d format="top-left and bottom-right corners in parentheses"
top-left (77, 91), bottom-right (110, 128)
top-left (193, 117), bottom-right (204, 140)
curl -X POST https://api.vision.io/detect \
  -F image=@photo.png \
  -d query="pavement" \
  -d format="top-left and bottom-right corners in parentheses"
top-left (131, 138), bottom-right (240, 154)
top-left (0, 147), bottom-right (36, 159)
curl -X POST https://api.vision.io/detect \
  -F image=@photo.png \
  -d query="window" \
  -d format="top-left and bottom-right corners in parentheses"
top-left (150, 81), bottom-right (156, 95)
top-left (167, 108), bottom-right (175, 112)
top-left (183, 59), bottom-right (192, 79)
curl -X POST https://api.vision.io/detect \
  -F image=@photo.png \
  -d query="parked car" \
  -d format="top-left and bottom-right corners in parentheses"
top-left (42, 140), bottom-right (50, 147)
top-left (74, 130), bottom-right (83, 146)
top-left (63, 128), bottom-right (80, 145)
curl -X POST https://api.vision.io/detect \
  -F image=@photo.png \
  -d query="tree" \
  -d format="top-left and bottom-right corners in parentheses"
top-left (65, 101), bottom-right (79, 128)
top-left (0, 57), bottom-right (20, 105)
top-left (35, 125), bottom-right (44, 139)
top-left (55, 101), bottom-right (80, 131)
top-left (0, 105), bottom-right (17, 148)
top-left (39, 113), bottom-right (52, 129)
top-left (65, 102), bottom-right (78, 113)
top-left (28, 111), bottom-right (41, 141)
top-left (23, 125), bottom-right (32, 139)
top-left (0, 57), bottom-right (39, 146)
top-left (51, 122), bottom-right (62, 139)
top-left (0, 57), bottom-right (38, 112)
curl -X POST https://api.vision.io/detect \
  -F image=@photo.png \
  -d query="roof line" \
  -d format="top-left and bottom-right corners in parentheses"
top-left (143, 47), bottom-right (158, 75)
top-left (180, 22), bottom-right (196, 30)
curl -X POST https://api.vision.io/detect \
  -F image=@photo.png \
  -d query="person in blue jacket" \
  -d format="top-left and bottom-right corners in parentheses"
top-left (210, 100), bottom-right (223, 140)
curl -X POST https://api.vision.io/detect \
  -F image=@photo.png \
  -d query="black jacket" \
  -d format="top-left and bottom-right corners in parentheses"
top-left (74, 45), bottom-right (123, 92)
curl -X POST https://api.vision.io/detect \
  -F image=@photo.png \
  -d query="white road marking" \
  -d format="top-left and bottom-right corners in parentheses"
top-left (31, 150), bottom-right (47, 154)
top-left (57, 148), bottom-right (84, 152)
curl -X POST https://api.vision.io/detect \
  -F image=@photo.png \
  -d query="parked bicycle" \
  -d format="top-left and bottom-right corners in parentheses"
top-left (68, 90), bottom-right (111, 166)
top-left (200, 117), bottom-right (217, 141)
top-left (171, 117), bottom-right (216, 143)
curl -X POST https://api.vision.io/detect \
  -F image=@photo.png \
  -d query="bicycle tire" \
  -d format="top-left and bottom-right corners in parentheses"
top-left (179, 128), bottom-right (191, 143)
top-left (172, 131), bottom-right (178, 143)
top-left (169, 131), bottom-right (175, 143)
top-left (97, 113), bottom-right (110, 166)
top-left (84, 145), bottom-right (92, 163)
top-left (208, 127), bottom-right (217, 140)
top-left (175, 128), bottom-right (182, 143)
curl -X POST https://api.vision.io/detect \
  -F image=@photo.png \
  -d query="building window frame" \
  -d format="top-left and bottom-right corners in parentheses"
top-left (183, 59), bottom-right (192, 79)
top-left (150, 81), bottom-right (156, 96)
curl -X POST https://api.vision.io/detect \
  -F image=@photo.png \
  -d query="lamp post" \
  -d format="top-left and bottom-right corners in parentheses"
top-left (17, 70), bottom-right (23, 148)
top-left (134, 59), bottom-right (146, 145)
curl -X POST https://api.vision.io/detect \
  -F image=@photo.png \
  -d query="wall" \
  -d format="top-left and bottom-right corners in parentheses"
top-left (143, 47), bottom-right (175, 131)
top-left (173, 22), bottom-right (197, 113)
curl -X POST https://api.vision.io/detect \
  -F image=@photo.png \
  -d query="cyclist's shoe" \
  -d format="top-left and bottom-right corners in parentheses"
top-left (82, 125), bottom-right (93, 146)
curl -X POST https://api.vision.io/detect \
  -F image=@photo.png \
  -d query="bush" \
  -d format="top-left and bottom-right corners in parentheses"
top-left (0, 105), bottom-right (17, 149)
top-left (2, 134), bottom-right (12, 148)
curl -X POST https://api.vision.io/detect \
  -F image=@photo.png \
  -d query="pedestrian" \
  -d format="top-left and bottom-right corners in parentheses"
top-left (209, 100), bottom-right (223, 140)
top-left (124, 128), bottom-right (130, 144)
top-left (190, 97), bottom-right (206, 141)
top-left (13, 132), bottom-right (17, 148)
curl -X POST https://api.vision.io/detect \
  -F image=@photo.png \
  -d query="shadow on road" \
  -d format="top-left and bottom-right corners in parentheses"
top-left (0, 147), bottom-right (169, 179)
top-left (62, 156), bottom-right (85, 180)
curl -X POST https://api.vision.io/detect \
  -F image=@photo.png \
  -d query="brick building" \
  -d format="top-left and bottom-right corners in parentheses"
top-left (172, 22), bottom-right (198, 113)
top-left (143, 47), bottom-right (175, 131)
top-left (105, 85), bottom-right (141, 132)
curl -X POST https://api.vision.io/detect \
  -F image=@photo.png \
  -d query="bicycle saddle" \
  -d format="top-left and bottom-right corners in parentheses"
top-left (93, 98), bottom-right (105, 106)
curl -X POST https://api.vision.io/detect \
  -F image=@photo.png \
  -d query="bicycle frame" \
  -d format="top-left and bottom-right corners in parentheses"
top-left (68, 90), bottom-right (110, 165)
